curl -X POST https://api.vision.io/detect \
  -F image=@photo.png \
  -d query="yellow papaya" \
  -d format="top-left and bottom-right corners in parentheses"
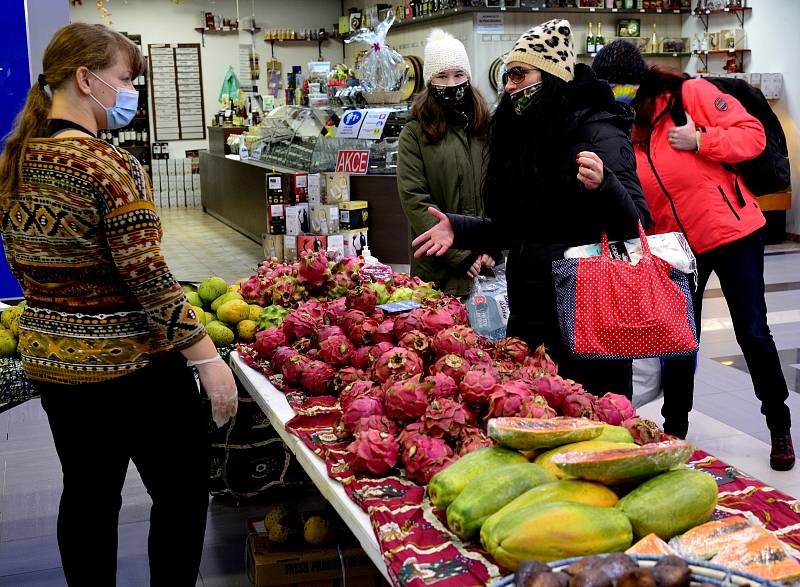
top-left (481, 501), bottom-right (633, 570)
top-left (534, 441), bottom-right (634, 479)
top-left (428, 446), bottom-right (528, 511)
top-left (446, 463), bottom-right (555, 541)
top-left (596, 425), bottom-right (635, 444)
top-left (481, 479), bottom-right (618, 545)
top-left (615, 468), bottom-right (718, 540)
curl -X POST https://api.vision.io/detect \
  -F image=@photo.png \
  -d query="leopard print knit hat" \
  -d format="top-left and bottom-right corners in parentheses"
top-left (507, 19), bottom-right (576, 83)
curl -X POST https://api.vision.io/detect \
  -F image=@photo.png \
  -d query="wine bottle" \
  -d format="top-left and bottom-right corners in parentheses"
top-left (587, 22), bottom-right (596, 54)
top-left (650, 23), bottom-right (659, 53)
top-left (596, 22), bottom-right (606, 51)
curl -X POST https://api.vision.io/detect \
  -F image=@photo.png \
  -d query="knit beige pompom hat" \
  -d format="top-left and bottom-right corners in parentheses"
top-left (506, 19), bottom-right (576, 82)
top-left (423, 29), bottom-right (472, 85)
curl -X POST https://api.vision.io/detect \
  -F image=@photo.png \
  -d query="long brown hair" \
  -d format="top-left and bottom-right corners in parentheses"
top-left (0, 23), bottom-right (144, 200)
top-left (410, 83), bottom-right (490, 143)
top-left (631, 64), bottom-right (689, 147)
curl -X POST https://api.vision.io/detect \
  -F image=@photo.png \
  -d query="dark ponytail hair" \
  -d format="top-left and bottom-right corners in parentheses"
top-left (631, 64), bottom-right (689, 147)
top-left (0, 23), bottom-right (144, 202)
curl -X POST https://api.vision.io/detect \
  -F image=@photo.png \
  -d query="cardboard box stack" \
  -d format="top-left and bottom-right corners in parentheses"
top-left (264, 171), bottom-right (368, 263)
top-left (151, 158), bottom-right (201, 209)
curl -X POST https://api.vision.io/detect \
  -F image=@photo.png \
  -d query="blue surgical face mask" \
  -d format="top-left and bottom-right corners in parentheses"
top-left (89, 71), bottom-right (139, 129)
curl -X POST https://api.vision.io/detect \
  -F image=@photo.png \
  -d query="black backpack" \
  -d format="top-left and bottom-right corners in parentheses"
top-left (672, 76), bottom-right (790, 197)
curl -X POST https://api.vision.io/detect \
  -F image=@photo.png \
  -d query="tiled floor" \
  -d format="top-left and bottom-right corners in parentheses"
top-left (1, 208), bottom-right (800, 585)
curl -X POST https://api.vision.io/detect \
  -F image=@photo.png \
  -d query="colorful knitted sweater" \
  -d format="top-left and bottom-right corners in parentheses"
top-left (1, 138), bottom-right (205, 385)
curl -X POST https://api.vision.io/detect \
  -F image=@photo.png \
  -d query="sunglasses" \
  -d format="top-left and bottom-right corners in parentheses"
top-left (502, 66), bottom-right (537, 86)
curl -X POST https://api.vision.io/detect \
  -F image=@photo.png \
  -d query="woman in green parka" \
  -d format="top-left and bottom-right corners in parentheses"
top-left (397, 29), bottom-right (498, 297)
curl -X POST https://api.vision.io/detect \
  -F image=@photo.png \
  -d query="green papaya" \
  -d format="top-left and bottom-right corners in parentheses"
top-left (616, 468), bottom-right (718, 540)
top-left (427, 446), bottom-right (528, 511)
top-left (481, 501), bottom-right (633, 570)
top-left (481, 479), bottom-right (619, 544)
top-left (596, 425), bottom-right (636, 444)
top-left (446, 463), bottom-right (555, 541)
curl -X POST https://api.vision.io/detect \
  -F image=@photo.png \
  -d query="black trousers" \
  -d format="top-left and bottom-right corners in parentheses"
top-left (38, 352), bottom-right (210, 587)
top-left (661, 229), bottom-right (791, 437)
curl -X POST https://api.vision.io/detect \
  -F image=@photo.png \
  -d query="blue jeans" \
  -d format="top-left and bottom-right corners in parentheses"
top-left (661, 229), bottom-right (791, 437)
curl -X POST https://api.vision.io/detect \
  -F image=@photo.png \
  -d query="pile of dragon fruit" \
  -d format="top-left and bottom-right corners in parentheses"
top-left (246, 251), bottom-right (661, 484)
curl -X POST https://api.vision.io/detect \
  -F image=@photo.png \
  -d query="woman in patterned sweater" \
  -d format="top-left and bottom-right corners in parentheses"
top-left (0, 23), bottom-right (236, 586)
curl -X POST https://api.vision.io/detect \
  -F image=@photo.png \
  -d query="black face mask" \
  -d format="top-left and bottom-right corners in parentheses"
top-left (430, 79), bottom-right (470, 106)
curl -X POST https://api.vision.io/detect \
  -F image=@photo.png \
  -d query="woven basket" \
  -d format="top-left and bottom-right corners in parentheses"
top-left (487, 554), bottom-right (785, 587)
top-left (364, 90), bottom-right (402, 104)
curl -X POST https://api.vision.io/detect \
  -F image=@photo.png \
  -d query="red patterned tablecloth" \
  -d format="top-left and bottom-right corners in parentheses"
top-left (239, 346), bottom-right (800, 586)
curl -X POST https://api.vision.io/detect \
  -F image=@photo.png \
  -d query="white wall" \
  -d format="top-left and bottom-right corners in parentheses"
top-left (69, 0), bottom-right (343, 158)
top-left (25, 0), bottom-right (70, 84)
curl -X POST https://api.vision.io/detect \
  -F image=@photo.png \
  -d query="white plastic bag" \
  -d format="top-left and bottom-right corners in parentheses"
top-left (466, 266), bottom-right (510, 342)
top-left (344, 11), bottom-right (407, 93)
top-left (564, 232), bottom-right (696, 274)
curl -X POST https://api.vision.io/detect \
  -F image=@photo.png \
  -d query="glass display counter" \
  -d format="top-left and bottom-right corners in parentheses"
top-left (252, 104), bottom-right (410, 175)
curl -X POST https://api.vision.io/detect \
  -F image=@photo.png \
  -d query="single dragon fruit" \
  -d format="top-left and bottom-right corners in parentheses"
top-left (622, 417), bottom-right (664, 445)
top-left (346, 286), bottom-right (378, 313)
top-left (281, 310), bottom-right (318, 342)
top-left (457, 426), bottom-right (495, 456)
top-left (352, 342), bottom-right (394, 371)
top-left (297, 250), bottom-right (331, 289)
top-left (324, 297), bottom-right (348, 325)
top-left (373, 318), bottom-right (396, 345)
top-left (431, 354), bottom-right (471, 385)
top-left (316, 325), bottom-right (345, 345)
top-left (391, 272), bottom-right (412, 288)
top-left (269, 276), bottom-right (307, 307)
top-left (335, 255), bottom-right (364, 277)
top-left (487, 382), bottom-right (532, 419)
top-left (494, 337), bottom-right (530, 364)
top-left (347, 317), bottom-right (379, 346)
top-left (431, 327), bottom-right (470, 358)
top-left (436, 295), bottom-right (469, 325)
top-left (518, 394), bottom-right (557, 419)
top-left (339, 380), bottom-right (379, 413)
top-left (398, 329), bottom-right (431, 357)
top-left (281, 354), bottom-right (312, 387)
top-left (383, 375), bottom-right (429, 422)
top-left (595, 393), bottom-right (637, 426)
top-left (352, 415), bottom-right (399, 436)
top-left (423, 373), bottom-right (459, 401)
top-left (420, 307), bottom-right (455, 335)
top-left (340, 309), bottom-right (367, 335)
top-left (299, 360), bottom-right (336, 396)
top-left (332, 366), bottom-right (367, 394)
top-left (317, 335), bottom-right (355, 367)
top-left (561, 391), bottom-right (597, 419)
top-left (398, 422), bottom-right (424, 448)
top-left (345, 430), bottom-right (399, 475)
top-left (402, 435), bottom-right (455, 484)
top-left (297, 300), bottom-right (327, 322)
top-left (342, 395), bottom-right (385, 433)
top-left (270, 346), bottom-right (299, 374)
top-left (421, 398), bottom-right (475, 441)
top-left (392, 310), bottom-right (426, 339)
top-left (325, 270), bottom-right (353, 299)
top-left (372, 347), bottom-right (424, 384)
top-left (527, 375), bottom-right (570, 412)
top-left (525, 344), bottom-right (558, 376)
top-left (464, 348), bottom-right (493, 368)
top-left (459, 370), bottom-right (499, 406)
top-left (254, 327), bottom-right (287, 360)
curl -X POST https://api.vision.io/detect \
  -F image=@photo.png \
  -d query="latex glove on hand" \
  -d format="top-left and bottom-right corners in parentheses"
top-left (191, 356), bottom-right (238, 427)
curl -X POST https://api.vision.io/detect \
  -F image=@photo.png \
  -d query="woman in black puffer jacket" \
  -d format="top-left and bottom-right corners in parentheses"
top-left (413, 19), bottom-right (651, 398)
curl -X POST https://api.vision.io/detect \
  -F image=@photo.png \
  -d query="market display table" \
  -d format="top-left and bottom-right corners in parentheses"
top-left (231, 350), bottom-right (800, 587)
top-left (230, 351), bottom-right (392, 583)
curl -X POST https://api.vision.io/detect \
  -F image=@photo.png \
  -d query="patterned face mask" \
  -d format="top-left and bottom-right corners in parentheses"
top-left (509, 81), bottom-right (543, 115)
top-left (430, 79), bottom-right (470, 106)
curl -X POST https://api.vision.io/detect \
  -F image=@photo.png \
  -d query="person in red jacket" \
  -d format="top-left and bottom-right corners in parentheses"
top-left (592, 42), bottom-right (793, 471)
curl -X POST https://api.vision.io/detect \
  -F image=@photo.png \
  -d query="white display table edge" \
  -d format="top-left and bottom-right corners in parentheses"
top-left (230, 351), bottom-right (392, 583)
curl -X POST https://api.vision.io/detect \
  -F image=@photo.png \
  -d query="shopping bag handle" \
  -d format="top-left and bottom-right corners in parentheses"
top-left (600, 221), bottom-right (650, 259)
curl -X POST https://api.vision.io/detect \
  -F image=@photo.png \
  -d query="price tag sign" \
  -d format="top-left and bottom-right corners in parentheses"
top-left (335, 109), bottom-right (366, 139)
top-left (336, 150), bottom-right (370, 175)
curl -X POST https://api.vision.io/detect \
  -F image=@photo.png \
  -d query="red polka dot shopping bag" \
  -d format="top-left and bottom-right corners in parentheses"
top-left (552, 222), bottom-right (698, 359)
